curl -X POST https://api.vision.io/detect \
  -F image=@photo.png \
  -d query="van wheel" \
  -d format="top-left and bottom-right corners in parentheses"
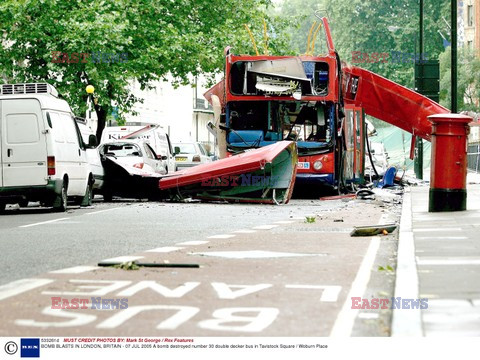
top-left (53, 182), bottom-right (68, 212)
top-left (80, 182), bottom-right (93, 207)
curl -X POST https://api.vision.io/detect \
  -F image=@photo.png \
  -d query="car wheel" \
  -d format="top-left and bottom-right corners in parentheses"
top-left (80, 182), bottom-right (93, 207)
top-left (103, 191), bottom-right (113, 202)
top-left (53, 182), bottom-right (68, 212)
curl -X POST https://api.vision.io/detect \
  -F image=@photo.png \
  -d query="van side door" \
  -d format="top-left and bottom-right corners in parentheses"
top-left (1, 99), bottom-right (48, 187)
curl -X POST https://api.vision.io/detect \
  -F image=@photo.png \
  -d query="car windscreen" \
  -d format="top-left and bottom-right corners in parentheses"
top-left (103, 143), bottom-right (142, 157)
top-left (174, 143), bottom-right (196, 154)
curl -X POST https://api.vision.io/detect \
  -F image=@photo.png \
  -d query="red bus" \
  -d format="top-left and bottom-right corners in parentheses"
top-left (205, 17), bottom-right (365, 192)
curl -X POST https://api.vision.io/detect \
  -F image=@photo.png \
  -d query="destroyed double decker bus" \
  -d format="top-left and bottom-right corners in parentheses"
top-left (205, 17), bottom-right (366, 193)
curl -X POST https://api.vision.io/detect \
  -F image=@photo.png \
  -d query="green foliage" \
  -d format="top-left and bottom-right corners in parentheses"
top-left (305, 216), bottom-right (316, 223)
top-left (277, 0), bottom-right (450, 88)
top-left (439, 47), bottom-right (480, 111)
top-left (0, 0), bottom-right (293, 119)
top-left (378, 265), bottom-right (394, 272)
top-left (114, 261), bottom-right (140, 271)
top-left (275, 0), bottom-right (328, 55)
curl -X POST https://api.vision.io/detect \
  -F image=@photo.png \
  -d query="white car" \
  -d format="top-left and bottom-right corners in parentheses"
top-left (99, 139), bottom-right (167, 175)
top-left (173, 142), bottom-right (212, 169)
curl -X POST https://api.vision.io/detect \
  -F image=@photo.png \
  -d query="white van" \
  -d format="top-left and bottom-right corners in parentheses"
top-left (101, 125), bottom-right (177, 172)
top-left (0, 83), bottom-right (95, 212)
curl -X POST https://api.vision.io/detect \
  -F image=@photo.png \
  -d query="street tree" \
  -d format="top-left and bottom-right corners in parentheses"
top-left (0, 0), bottom-right (292, 132)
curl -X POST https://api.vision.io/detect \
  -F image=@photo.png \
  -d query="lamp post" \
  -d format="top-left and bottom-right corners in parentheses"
top-left (451, 0), bottom-right (457, 113)
top-left (414, 0), bottom-right (424, 179)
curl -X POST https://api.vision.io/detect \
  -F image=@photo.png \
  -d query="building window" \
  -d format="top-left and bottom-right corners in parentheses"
top-left (468, 40), bottom-right (473, 49)
top-left (467, 5), bottom-right (474, 27)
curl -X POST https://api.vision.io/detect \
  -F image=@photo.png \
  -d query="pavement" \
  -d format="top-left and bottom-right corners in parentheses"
top-left (392, 183), bottom-right (480, 336)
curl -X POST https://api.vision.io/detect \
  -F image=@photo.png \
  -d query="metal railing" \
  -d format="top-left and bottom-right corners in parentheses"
top-left (468, 143), bottom-right (480, 173)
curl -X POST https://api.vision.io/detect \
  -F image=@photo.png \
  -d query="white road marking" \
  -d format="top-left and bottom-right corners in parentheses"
top-left (211, 283), bottom-right (273, 299)
top-left (85, 207), bottom-right (121, 215)
top-left (193, 250), bottom-right (326, 259)
top-left (19, 218), bottom-right (69, 228)
top-left (330, 236), bottom-right (381, 337)
top-left (252, 225), bottom-right (278, 230)
top-left (100, 256), bottom-right (144, 263)
top-left (207, 234), bottom-right (236, 239)
top-left (285, 285), bottom-right (342, 302)
top-left (176, 241), bottom-right (209, 246)
top-left (417, 257), bottom-right (480, 265)
top-left (0, 278), bottom-right (54, 301)
top-left (358, 313), bottom-right (379, 319)
top-left (413, 227), bottom-right (462, 232)
top-left (50, 266), bottom-right (99, 274)
top-left (233, 230), bottom-right (257, 234)
top-left (416, 236), bottom-right (468, 240)
top-left (146, 247), bottom-right (184, 253)
top-left (391, 189), bottom-right (422, 337)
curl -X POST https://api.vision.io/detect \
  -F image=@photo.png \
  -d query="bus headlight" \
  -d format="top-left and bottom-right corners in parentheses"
top-left (313, 160), bottom-right (323, 171)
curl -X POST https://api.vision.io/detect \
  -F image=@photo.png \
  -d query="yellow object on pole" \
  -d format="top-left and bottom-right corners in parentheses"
top-left (86, 85), bottom-right (95, 94)
top-left (262, 19), bottom-right (269, 55)
top-left (244, 24), bottom-right (259, 56)
top-left (306, 21), bottom-right (317, 55)
top-left (310, 22), bottom-right (322, 54)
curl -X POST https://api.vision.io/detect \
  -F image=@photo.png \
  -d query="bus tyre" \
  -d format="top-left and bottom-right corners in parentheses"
top-left (53, 182), bottom-right (68, 212)
top-left (80, 182), bottom-right (93, 207)
top-left (0, 202), bottom-right (6, 213)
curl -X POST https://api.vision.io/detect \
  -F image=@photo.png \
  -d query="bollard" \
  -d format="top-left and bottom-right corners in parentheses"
top-left (428, 113), bottom-right (472, 212)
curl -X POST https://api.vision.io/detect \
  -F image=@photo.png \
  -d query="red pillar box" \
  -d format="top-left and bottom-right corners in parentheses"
top-left (428, 113), bottom-right (472, 212)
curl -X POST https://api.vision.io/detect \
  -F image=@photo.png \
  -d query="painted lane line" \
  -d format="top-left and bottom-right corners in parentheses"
top-left (285, 285), bottom-right (342, 302)
top-left (358, 313), bottom-right (379, 320)
top-left (85, 207), bottom-right (121, 215)
top-left (100, 256), bottom-right (144, 263)
top-left (391, 189), bottom-right (422, 337)
top-left (416, 236), bottom-right (468, 240)
top-left (233, 230), bottom-right (257, 234)
top-left (0, 278), bottom-right (54, 301)
top-left (252, 225), bottom-right (278, 230)
top-left (417, 257), bottom-right (480, 266)
top-left (413, 227), bottom-right (462, 232)
top-left (19, 218), bottom-right (70, 228)
top-left (176, 241), bottom-right (209, 246)
top-left (50, 266), bottom-right (99, 274)
top-left (207, 234), bottom-right (236, 239)
top-left (193, 250), bottom-right (326, 259)
top-left (329, 236), bottom-right (381, 337)
top-left (146, 247), bottom-right (184, 253)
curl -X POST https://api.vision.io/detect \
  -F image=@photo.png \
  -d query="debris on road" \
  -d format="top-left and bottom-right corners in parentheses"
top-left (350, 223), bottom-right (397, 237)
top-left (159, 141), bottom-right (298, 204)
top-left (98, 261), bottom-right (200, 269)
